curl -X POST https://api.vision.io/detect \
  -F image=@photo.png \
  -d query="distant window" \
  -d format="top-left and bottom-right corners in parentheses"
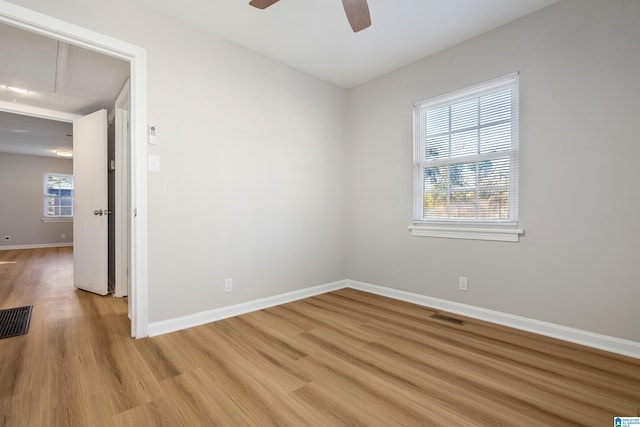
top-left (410, 73), bottom-right (522, 241)
top-left (44, 173), bottom-right (74, 217)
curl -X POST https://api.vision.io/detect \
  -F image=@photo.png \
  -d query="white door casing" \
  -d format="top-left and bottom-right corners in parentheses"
top-left (73, 109), bottom-right (108, 295)
top-left (0, 0), bottom-right (150, 337)
top-left (114, 80), bottom-right (130, 299)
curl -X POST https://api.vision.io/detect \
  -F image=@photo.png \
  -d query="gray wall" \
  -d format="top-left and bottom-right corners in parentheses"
top-left (0, 152), bottom-right (73, 247)
top-left (345, 0), bottom-right (640, 342)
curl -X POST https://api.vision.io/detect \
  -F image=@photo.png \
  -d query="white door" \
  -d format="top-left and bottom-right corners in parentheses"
top-left (73, 109), bottom-right (108, 295)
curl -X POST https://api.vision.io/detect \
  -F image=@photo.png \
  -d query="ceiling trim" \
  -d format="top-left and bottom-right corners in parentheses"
top-left (0, 99), bottom-right (80, 122)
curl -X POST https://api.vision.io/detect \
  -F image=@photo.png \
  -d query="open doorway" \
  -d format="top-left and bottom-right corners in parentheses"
top-left (0, 1), bottom-right (149, 337)
top-left (1, 22), bottom-right (129, 288)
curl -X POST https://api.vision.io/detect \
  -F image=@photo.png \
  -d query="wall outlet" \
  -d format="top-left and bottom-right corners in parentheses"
top-left (459, 276), bottom-right (468, 291)
top-left (61, 234), bottom-right (66, 239)
top-left (224, 278), bottom-right (233, 293)
top-left (4, 236), bottom-right (10, 241)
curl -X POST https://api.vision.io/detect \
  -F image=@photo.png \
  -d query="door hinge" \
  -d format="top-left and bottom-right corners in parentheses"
top-left (134, 208), bottom-right (137, 217)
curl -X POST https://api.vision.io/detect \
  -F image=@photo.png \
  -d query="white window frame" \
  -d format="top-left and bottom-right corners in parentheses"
top-left (43, 173), bottom-right (74, 222)
top-left (409, 73), bottom-right (524, 242)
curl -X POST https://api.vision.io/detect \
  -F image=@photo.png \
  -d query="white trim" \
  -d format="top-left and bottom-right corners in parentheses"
top-left (0, 243), bottom-right (73, 251)
top-left (414, 72), bottom-right (520, 110)
top-left (41, 217), bottom-right (73, 223)
top-left (130, 52), bottom-right (148, 338)
top-left (114, 80), bottom-right (130, 299)
top-left (148, 280), bottom-right (347, 337)
top-left (347, 280), bottom-right (640, 360)
top-left (409, 223), bottom-right (524, 242)
top-left (0, 100), bottom-right (80, 122)
top-left (0, 0), bottom-right (149, 338)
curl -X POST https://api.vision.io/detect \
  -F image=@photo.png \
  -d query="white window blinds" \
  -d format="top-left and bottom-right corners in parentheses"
top-left (413, 73), bottom-right (519, 223)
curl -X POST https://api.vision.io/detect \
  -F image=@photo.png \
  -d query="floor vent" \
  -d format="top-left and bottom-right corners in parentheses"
top-left (0, 305), bottom-right (33, 339)
top-left (430, 313), bottom-right (466, 326)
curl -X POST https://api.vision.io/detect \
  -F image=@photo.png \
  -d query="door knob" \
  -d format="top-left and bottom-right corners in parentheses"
top-left (94, 209), bottom-right (103, 216)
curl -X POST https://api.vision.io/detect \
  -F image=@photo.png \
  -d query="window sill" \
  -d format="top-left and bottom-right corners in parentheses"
top-left (409, 222), bottom-right (524, 242)
top-left (42, 217), bottom-right (73, 223)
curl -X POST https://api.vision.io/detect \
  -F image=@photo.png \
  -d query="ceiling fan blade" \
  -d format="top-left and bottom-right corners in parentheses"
top-left (342, 0), bottom-right (371, 32)
top-left (249, 0), bottom-right (280, 10)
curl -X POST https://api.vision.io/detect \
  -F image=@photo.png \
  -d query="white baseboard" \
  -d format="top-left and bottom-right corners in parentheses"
top-left (146, 277), bottom-right (640, 359)
top-left (148, 280), bottom-right (347, 337)
top-left (0, 243), bottom-right (73, 251)
top-left (347, 279), bottom-right (640, 360)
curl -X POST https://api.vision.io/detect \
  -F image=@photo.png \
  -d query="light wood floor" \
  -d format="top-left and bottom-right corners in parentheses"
top-left (0, 247), bottom-right (638, 426)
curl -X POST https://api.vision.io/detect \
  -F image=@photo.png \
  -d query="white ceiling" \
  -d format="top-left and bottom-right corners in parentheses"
top-left (0, 22), bottom-right (129, 158)
top-left (0, 23), bottom-right (130, 115)
top-left (0, 0), bottom-right (559, 158)
top-left (139, 0), bottom-right (560, 88)
top-left (0, 110), bottom-right (72, 158)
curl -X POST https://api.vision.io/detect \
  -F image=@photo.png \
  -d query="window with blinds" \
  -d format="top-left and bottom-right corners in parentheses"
top-left (413, 74), bottom-right (519, 224)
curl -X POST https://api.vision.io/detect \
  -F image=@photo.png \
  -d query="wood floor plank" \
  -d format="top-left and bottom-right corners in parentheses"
top-left (325, 288), bottom-right (640, 396)
top-left (198, 322), bottom-right (311, 395)
top-left (299, 327), bottom-right (559, 426)
top-left (1, 247), bottom-right (638, 426)
top-left (215, 315), bottom-right (311, 362)
top-left (363, 314), bottom-right (640, 404)
top-left (0, 387), bottom-right (50, 427)
top-left (111, 399), bottom-right (179, 427)
top-left (296, 350), bottom-right (520, 427)
top-left (132, 335), bottom-right (184, 382)
top-left (359, 319), bottom-right (633, 425)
